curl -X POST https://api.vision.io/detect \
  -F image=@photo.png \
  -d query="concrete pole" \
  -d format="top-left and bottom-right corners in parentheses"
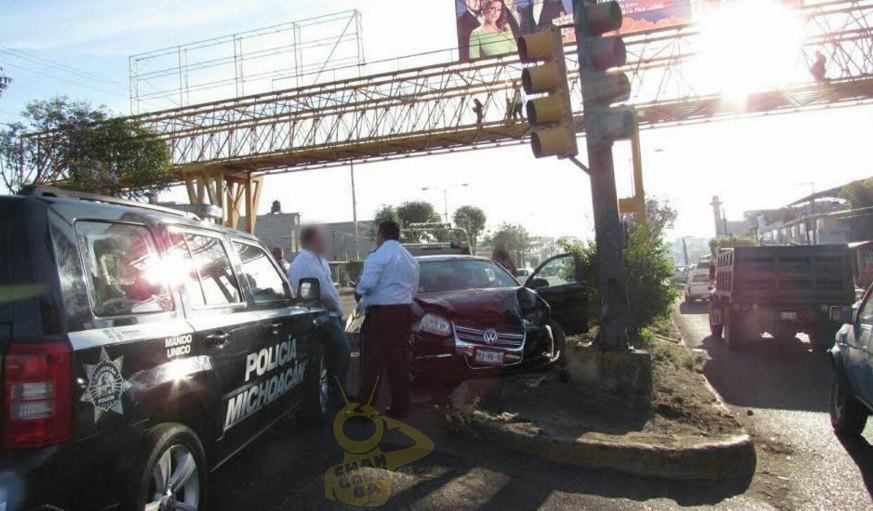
top-left (350, 163), bottom-right (360, 259)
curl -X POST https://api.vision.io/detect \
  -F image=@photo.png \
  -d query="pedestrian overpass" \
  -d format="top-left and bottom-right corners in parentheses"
top-left (27, 0), bottom-right (873, 231)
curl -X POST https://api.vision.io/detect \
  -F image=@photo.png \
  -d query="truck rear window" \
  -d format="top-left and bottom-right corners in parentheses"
top-left (692, 274), bottom-right (709, 283)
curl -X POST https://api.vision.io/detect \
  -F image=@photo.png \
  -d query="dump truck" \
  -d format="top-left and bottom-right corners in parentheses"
top-left (708, 245), bottom-right (855, 352)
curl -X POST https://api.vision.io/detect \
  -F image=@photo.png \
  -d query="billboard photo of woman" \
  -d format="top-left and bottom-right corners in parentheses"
top-left (469, 0), bottom-right (518, 59)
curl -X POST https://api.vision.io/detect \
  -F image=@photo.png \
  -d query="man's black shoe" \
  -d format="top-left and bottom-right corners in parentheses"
top-left (384, 407), bottom-right (408, 419)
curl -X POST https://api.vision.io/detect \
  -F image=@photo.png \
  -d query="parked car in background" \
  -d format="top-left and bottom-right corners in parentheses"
top-left (516, 267), bottom-right (534, 280)
top-left (673, 265), bottom-right (690, 283)
top-left (829, 293), bottom-right (873, 437)
top-left (345, 253), bottom-right (588, 384)
top-left (684, 270), bottom-right (712, 303)
top-left (0, 187), bottom-right (330, 511)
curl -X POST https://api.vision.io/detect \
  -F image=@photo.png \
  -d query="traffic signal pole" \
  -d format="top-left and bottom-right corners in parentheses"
top-left (576, 0), bottom-right (633, 351)
top-left (585, 121), bottom-right (631, 350)
top-left (518, 2), bottom-right (634, 351)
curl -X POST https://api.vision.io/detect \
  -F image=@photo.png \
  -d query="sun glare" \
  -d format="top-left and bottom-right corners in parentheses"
top-left (692, 0), bottom-right (806, 103)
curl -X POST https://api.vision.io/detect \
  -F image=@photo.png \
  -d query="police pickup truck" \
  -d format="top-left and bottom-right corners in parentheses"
top-left (0, 187), bottom-right (330, 510)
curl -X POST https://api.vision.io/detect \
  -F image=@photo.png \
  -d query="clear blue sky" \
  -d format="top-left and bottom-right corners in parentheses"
top-left (1, 0), bottom-right (871, 240)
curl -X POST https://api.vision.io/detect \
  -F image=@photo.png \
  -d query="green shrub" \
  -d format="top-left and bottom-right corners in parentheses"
top-left (346, 259), bottom-right (365, 282)
top-left (559, 223), bottom-right (679, 337)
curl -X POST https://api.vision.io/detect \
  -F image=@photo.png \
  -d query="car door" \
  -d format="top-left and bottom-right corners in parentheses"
top-left (168, 230), bottom-right (267, 459)
top-left (525, 253), bottom-right (588, 334)
top-left (850, 294), bottom-right (873, 407)
top-left (232, 240), bottom-right (309, 426)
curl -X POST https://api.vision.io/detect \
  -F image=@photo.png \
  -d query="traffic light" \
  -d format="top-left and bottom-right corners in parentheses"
top-left (518, 26), bottom-right (577, 159)
top-left (575, 0), bottom-right (634, 145)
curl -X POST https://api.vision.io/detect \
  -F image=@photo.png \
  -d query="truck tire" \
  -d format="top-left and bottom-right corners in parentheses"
top-left (830, 376), bottom-right (868, 437)
top-left (724, 309), bottom-right (742, 351)
top-left (126, 423), bottom-right (208, 511)
top-left (299, 346), bottom-right (329, 427)
top-left (809, 322), bottom-right (836, 353)
top-left (709, 302), bottom-right (723, 338)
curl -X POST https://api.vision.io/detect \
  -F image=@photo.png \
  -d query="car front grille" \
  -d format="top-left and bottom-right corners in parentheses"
top-left (454, 325), bottom-right (525, 349)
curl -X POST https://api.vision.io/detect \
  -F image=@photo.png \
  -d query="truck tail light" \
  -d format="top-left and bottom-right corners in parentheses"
top-left (3, 342), bottom-right (72, 448)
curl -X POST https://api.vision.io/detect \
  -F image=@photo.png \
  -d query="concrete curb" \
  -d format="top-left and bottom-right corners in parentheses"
top-left (450, 382), bottom-right (757, 481)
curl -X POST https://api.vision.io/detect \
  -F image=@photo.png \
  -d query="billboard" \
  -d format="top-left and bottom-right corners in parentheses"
top-left (454, 0), bottom-right (694, 62)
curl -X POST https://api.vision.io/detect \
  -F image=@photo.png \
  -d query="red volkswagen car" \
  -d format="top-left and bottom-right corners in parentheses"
top-left (346, 252), bottom-right (588, 383)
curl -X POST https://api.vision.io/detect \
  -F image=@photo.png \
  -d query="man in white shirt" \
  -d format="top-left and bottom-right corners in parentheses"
top-left (355, 220), bottom-right (420, 418)
top-left (289, 226), bottom-right (349, 407)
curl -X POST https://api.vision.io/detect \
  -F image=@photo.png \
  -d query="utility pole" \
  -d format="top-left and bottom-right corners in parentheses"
top-left (443, 189), bottom-right (449, 223)
top-left (682, 237), bottom-right (689, 266)
top-left (350, 163), bottom-right (359, 259)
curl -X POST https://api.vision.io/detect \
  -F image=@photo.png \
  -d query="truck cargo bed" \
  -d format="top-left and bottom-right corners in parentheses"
top-left (715, 245), bottom-right (854, 306)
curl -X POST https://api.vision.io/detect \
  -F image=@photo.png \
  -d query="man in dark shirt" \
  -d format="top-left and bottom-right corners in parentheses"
top-left (521, 0), bottom-right (566, 34)
top-left (457, 0), bottom-right (483, 61)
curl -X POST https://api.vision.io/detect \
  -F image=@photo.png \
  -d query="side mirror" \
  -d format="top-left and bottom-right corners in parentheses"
top-left (529, 278), bottom-right (550, 290)
top-left (297, 278), bottom-right (321, 302)
top-left (830, 306), bottom-right (854, 324)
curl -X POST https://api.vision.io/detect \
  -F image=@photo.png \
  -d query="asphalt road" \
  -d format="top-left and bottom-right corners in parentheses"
top-left (674, 301), bottom-right (873, 511)
top-left (204, 301), bottom-right (873, 510)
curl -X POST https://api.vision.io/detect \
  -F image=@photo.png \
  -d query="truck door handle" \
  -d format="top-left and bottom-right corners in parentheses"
top-left (269, 322), bottom-right (282, 334)
top-left (205, 332), bottom-right (229, 347)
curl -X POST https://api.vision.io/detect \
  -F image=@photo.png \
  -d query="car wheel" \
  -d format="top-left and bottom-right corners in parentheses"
top-left (830, 375), bottom-right (868, 437)
top-left (128, 423), bottom-right (207, 511)
top-left (299, 347), bottom-right (329, 427)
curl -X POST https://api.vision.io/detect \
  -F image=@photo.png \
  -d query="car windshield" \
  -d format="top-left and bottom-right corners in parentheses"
top-left (419, 259), bottom-right (518, 293)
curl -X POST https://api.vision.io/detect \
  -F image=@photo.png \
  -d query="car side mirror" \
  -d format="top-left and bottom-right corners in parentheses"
top-left (830, 306), bottom-right (854, 324)
top-left (529, 278), bottom-right (550, 290)
top-left (297, 278), bottom-right (321, 302)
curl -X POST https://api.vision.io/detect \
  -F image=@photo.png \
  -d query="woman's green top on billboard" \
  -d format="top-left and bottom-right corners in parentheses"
top-left (468, 0), bottom-right (518, 59)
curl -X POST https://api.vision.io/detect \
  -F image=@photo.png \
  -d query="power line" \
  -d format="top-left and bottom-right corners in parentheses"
top-left (0, 48), bottom-right (128, 92)
top-left (0, 61), bottom-right (127, 99)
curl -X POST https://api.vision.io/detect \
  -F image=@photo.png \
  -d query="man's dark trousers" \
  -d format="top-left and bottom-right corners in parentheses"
top-left (359, 304), bottom-right (415, 413)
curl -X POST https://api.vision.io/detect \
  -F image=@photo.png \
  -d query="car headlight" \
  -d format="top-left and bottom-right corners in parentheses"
top-left (415, 313), bottom-right (452, 336)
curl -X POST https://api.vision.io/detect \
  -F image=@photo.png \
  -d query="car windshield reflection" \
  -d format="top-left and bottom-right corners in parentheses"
top-left (418, 259), bottom-right (518, 293)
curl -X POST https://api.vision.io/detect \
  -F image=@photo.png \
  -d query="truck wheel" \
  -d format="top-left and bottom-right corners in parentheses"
top-left (830, 376), bottom-right (868, 437)
top-left (809, 324), bottom-right (836, 353)
top-left (127, 423), bottom-right (207, 511)
top-left (724, 310), bottom-right (742, 351)
top-left (299, 347), bottom-right (329, 427)
top-left (709, 303), bottom-right (723, 338)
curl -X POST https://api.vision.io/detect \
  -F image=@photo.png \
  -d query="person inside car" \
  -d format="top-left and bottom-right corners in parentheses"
top-left (491, 246), bottom-right (517, 276)
top-left (289, 226), bottom-right (350, 407)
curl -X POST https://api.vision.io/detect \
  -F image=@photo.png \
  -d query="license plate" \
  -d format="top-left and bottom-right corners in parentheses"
top-left (780, 312), bottom-right (798, 321)
top-left (474, 350), bottom-right (505, 366)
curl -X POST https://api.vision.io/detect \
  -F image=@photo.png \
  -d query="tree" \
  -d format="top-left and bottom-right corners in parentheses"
top-left (488, 223), bottom-right (531, 264)
top-left (453, 205), bottom-right (487, 253)
top-left (622, 197), bottom-right (678, 239)
top-left (559, 223), bottom-right (679, 337)
top-left (396, 201), bottom-right (441, 226)
top-left (0, 67), bottom-right (10, 98)
top-left (373, 205), bottom-right (401, 226)
top-left (709, 235), bottom-right (758, 256)
top-left (840, 178), bottom-right (873, 209)
top-left (0, 96), bottom-right (172, 199)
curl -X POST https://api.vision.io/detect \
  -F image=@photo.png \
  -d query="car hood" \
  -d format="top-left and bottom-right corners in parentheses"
top-left (416, 287), bottom-right (524, 327)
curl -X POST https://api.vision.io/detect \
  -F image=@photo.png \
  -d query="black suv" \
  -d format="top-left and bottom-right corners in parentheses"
top-left (0, 187), bottom-right (330, 511)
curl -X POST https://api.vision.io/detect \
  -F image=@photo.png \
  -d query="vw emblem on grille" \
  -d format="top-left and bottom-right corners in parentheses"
top-left (482, 328), bottom-right (498, 344)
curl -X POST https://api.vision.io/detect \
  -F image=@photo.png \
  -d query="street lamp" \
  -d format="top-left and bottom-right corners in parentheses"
top-left (421, 183), bottom-right (469, 223)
